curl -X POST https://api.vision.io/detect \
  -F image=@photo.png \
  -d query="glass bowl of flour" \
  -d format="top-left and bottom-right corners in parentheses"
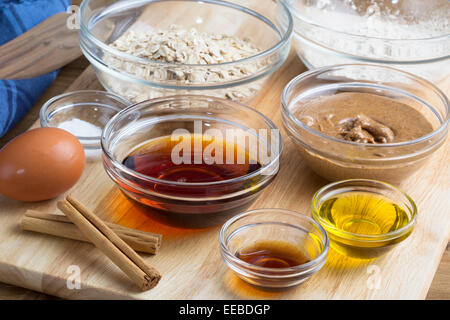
top-left (40, 91), bottom-right (129, 154)
top-left (281, 0), bottom-right (450, 84)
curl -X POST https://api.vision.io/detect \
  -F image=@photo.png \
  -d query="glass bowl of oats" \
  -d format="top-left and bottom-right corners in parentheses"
top-left (79, 0), bottom-right (293, 104)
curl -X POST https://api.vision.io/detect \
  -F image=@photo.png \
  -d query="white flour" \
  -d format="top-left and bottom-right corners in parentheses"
top-left (289, 0), bottom-right (450, 82)
top-left (305, 0), bottom-right (449, 39)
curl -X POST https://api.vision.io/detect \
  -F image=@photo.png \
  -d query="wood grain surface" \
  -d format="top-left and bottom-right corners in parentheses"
top-left (0, 13), bottom-right (81, 80)
top-left (0, 0), bottom-right (448, 300)
top-left (0, 52), bottom-right (449, 299)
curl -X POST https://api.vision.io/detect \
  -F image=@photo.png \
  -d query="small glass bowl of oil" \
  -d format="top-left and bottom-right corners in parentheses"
top-left (219, 209), bottom-right (329, 289)
top-left (312, 179), bottom-right (417, 259)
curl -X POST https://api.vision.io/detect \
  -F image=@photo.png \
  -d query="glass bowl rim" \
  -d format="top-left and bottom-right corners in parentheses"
top-left (39, 90), bottom-right (130, 141)
top-left (219, 208), bottom-right (330, 274)
top-left (80, 0), bottom-right (294, 68)
top-left (311, 178), bottom-right (418, 241)
top-left (281, 63), bottom-right (450, 149)
top-left (101, 94), bottom-right (283, 187)
top-left (281, 0), bottom-right (450, 43)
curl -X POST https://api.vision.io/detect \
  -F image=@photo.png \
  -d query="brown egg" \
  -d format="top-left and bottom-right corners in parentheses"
top-left (0, 127), bottom-right (85, 202)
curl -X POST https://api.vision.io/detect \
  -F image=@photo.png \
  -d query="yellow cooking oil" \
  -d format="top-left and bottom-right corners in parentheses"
top-left (316, 192), bottom-right (413, 259)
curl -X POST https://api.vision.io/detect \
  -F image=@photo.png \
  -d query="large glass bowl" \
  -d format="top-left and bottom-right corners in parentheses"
top-left (79, 0), bottom-right (293, 104)
top-left (101, 95), bottom-right (283, 228)
top-left (281, 0), bottom-right (450, 84)
top-left (281, 64), bottom-right (449, 183)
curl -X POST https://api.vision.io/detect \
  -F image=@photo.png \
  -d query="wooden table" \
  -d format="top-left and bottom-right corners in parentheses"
top-left (1, 0), bottom-right (449, 297)
top-left (0, 53), bottom-right (448, 300)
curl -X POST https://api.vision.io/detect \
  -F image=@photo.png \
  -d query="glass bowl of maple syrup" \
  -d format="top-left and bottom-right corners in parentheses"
top-left (219, 208), bottom-right (329, 289)
top-left (101, 95), bottom-right (282, 227)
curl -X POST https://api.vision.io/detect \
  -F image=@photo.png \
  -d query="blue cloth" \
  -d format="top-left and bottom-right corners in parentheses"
top-left (0, 0), bottom-right (71, 138)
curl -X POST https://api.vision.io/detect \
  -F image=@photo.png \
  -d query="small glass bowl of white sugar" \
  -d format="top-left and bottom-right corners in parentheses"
top-left (40, 90), bottom-right (129, 153)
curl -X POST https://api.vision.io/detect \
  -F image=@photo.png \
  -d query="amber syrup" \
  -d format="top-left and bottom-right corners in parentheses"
top-left (122, 134), bottom-right (261, 196)
top-left (236, 240), bottom-right (310, 268)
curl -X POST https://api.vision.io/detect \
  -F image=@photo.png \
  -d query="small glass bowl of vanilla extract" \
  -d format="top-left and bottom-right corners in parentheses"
top-left (219, 209), bottom-right (329, 289)
top-left (312, 179), bottom-right (417, 259)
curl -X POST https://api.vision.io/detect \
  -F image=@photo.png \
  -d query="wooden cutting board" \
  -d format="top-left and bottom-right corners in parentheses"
top-left (0, 52), bottom-right (449, 299)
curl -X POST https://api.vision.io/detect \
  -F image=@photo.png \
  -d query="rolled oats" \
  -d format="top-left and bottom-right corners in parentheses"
top-left (102, 25), bottom-right (268, 102)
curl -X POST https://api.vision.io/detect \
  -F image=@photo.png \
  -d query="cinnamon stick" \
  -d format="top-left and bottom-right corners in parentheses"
top-left (21, 210), bottom-right (161, 254)
top-left (57, 195), bottom-right (161, 291)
